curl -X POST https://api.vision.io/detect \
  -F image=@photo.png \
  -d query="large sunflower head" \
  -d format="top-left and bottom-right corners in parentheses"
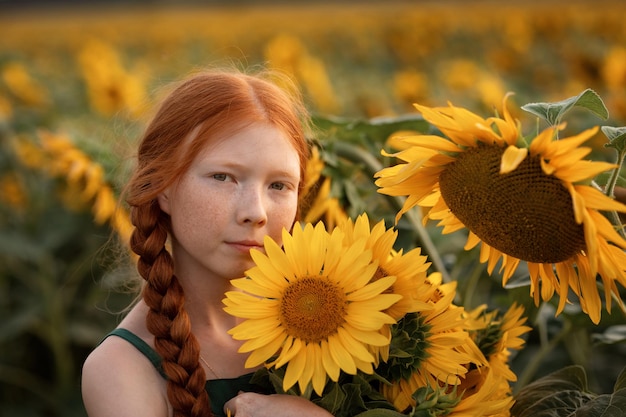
top-left (223, 222), bottom-right (402, 396)
top-left (375, 97), bottom-right (626, 324)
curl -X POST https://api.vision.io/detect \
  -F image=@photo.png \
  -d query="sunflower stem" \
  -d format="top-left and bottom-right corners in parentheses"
top-left (603, 148), bottom-right (626, 239)
top-left (301, 383), bottom-right (313, 400)
top-left (514, 315), bottom-right (572, 393)
top-left (332, 141), bottom-right (452, 283)
top-left (460, 260), bottom-right (487, 309)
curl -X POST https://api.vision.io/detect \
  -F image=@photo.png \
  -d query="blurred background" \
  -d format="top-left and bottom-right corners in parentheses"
top-left (1, 1), bottom-right (625, 416)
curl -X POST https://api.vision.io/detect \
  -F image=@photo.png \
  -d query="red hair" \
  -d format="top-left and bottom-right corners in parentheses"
top-left (125, 69), bottom-right (310, 417)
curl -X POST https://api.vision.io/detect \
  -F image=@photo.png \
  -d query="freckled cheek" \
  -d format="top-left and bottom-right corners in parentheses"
top-left (267, 199), bottom-right (299, 239)
top-left (175, 196), bottom-right (229, 235)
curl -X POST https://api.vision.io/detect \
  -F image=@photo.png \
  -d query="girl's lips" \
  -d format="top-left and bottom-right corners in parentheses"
top-left (228, 241), bottom-right (264, 253)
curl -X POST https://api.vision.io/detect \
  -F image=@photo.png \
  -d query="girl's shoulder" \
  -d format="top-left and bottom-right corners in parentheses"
top-left (82, 305), bottom-right (170, 417)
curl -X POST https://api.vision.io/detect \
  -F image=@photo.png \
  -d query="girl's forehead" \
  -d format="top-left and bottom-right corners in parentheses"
top-left (193, 123), bottom-right (300, 165)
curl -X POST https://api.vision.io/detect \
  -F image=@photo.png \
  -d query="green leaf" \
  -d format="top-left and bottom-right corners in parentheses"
top-left (575, 389), bottom-right (626, 417)
top-left (614, 367), bottom-right (626, 392)
top-left (511, 365), bottom-right (594, 417)
top-left (602, 126), bottom-right (626, 153)
top-left (521, 89), bottom-right (609, 126)
top-left (313, 113), bottom-right (433, 145)
top-left (316, 382), bottom-right (346, 415)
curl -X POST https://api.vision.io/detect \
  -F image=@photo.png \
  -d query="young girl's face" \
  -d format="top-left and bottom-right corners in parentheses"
top-left (158, 122), bottom-right (301, 282)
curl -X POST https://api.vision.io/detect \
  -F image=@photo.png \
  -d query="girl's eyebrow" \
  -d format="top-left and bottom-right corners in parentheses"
top-left (205, 160), bottom-right (299, 179)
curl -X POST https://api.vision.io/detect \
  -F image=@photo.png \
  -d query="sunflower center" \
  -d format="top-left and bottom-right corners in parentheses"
top-left (280, 277), bottom-right (347, 343)
top-left (438, 144), bottom-right (586, 263)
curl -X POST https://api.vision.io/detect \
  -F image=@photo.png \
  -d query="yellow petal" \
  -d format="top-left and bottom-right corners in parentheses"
top-left (336, 326), bottom-right (375, 364)
top-left (500, 145), bottom-right (528, 174)
top-left (244, 332), bottom-right (287, 367)
top-left (320, 339), bottom-right (340, 381)
top-left (309, 344), bottom-right (327, 395)
top-left (283, 348), bottom-right (307, 392)
top-left (327, 335), bottom-right (357, 375)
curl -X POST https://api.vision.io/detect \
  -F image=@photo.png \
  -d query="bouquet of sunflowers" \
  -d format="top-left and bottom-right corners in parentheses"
top-left (224, 216), bottom-right (531, 416)
top-left (223, 89), bottom-right (626, 416)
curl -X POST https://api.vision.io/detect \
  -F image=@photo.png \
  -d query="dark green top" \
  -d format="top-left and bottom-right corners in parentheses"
top-left (103, 328), bottom-right (267, 417)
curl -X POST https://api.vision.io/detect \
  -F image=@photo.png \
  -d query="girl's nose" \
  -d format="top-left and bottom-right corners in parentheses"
top-left (236, 186), bottom-right (268, 226)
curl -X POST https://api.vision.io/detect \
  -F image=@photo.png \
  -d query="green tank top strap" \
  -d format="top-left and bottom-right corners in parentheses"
top-left (100, 328), bottom-right (268, 417)
top-left (102, 328), bottom-right (167, 379)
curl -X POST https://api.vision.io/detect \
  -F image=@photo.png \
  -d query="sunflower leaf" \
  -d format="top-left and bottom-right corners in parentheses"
top-left (521, 89), bottom-right (609, 126)
top-left (315, 382), bottom-right (346, 415)
top-left (511, 365), bottom-right (596, 417)
top-left (574, 389), bottom-right (626, 417)
top-left (615, 367), bottom-right (626, 392)
top-left (602, 126), bottom-right (626, 153)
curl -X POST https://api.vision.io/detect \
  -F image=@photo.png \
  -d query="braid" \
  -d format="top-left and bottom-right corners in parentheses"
top-left (130, 201), bottom-right (212, 417)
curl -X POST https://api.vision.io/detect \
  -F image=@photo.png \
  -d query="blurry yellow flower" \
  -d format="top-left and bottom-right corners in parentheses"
top-left (440, 59), bottom-right (480, 91)
top-left (300, 146), bottom-right (348, 229)
top-left (0, 173), bottom-right (27, 209)
top-left (376, 98), bottom-right (626, 324)
top-left (13, 136), bottom-right (46, 169)
top-left (17, 131), bottom-right (130, 244)
top-left (476, 73), bottom-right (507, 111)
top-left (601, 46), bottom-right (626, 89)
top-left (1, 62), bottom-right (48, 107)
top-left (393, 69), bottom-right (430, 110)
top-left (302, 177), bottom-right (348, 230)
top-left (224, 222), bottom-right (401, 396)
top-left (77, 38), bottom-right (147, 117)
top-left (302, 146), bottom-right (324, 198)
top-left (0, 93), bottom-right (13, 120)
top-left (265, 34), bottom-right (340, 114)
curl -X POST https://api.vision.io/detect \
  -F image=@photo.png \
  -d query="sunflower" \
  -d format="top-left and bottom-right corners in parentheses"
top-left (466, 303), bottom-right (531, 383)
top-left (448, 367), bottom-right (514, 417)
top-left (339, 214), bottom-right (433, 365)
top-left (340, 213), bottom-right (432, 320)
top-left (300, 146), bottom-right (348, 230)
top-left (375, 97), bottom-right (626, 324)
top-left (380, 273), bottom-right (487, 413)
top-left (223, 222), bottom-right (402, 396)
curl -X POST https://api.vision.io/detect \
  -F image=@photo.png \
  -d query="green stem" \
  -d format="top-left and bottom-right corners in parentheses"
top-left (461, 260), bottom-right (487, 309)
top-left (603, 148), bottom-right (626, 239)
top-left (332, 141), bottom-right (451, 283)
top-left (514, 316), bottom-right (572, 394)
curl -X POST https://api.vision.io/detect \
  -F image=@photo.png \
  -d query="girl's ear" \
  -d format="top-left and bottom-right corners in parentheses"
top-left (157, 189), bottom-right (172, 215)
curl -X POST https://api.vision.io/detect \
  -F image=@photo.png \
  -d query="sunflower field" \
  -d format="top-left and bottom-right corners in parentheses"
top-left (1, 1), bottom-right (626, 416)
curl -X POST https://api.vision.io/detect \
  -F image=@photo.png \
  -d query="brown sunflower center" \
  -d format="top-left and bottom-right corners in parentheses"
top-left (280, 277), bottom-right (347, 343)
top-left (438, 144), bottom-right (586, 263)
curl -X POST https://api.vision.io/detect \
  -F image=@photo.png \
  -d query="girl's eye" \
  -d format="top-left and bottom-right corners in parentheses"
top-left (212, 173), bottom-right (228, 181)
top-left (270, 182), bottom-right (285, 191)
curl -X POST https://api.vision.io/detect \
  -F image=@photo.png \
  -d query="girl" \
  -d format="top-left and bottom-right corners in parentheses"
top-left (81, 69), bottom-right (333, 417)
